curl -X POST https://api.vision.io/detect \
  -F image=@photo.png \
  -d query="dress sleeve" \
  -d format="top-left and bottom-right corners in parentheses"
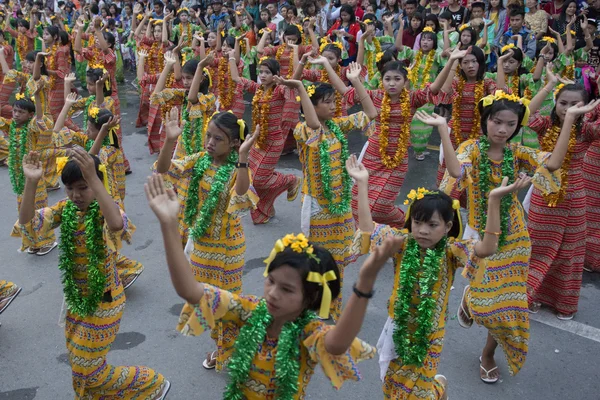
top-left (238, 77), bottom-right (259, 93)
top-left (263, 45), bottom-right (277, 56)
top-left (17, 200), bottom-right (65, 249)
top-left (515, 145), bottom-right (562, 195)
top-left (439, 139), bottom-right (476, 194)
top-left (302, 320), bottom-right (376, 390)
top-left (527, 112), bottom-right (551, 137)
top-left (150, 88), bottom-right (185, 105)
top-left (333, 111), bottom-right (371, 135)
top-left (104, 207), bottom-right (136, 251)
top-left (450, 239), bottom-right (487, 283)
top-left (158, 152), bottom-right (202, 188)
top-left (226, 170), bottom-right (259, 217)
top-left (301, 68), bottom-right (322, 82)
top-left (351, 223), bottom-right (407, 257)
top-left (177, 284), bottom-right (260, 336)
top-left (410, 83), bottom-right (449, 109)
top-left (3, 70), bottom-right (27, 85)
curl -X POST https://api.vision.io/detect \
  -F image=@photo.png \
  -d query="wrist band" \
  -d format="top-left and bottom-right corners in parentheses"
top-left (484, 230), bottom-right (501, 236)
top-left (236, 162), bottom-right (248, 168)
top-left (352, 283), bottom-right (374, 299)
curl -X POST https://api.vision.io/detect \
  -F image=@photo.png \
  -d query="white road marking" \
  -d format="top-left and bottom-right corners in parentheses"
top-left (530, 309), bottom-right (600, 343)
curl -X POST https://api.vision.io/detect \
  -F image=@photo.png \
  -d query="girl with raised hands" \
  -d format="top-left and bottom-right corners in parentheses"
top-left (348, 150), bottom-right (531, 400)
top-left (41, 26), bottom-right (71, 120)
top-left (229, 54), bottom-right (302, 224)
top-left (146, 173), bottom-right (388, 399)
top-left (316, 49), bottom-right (465, 229)
top-left (17, 149), bottom-right (169, 398)
top-left (0, 33), bottom-right (16, 118)
top-left (155, 109), bottom-right (259, 370)
top-left (287, 67), bottom-right (377, 321)
top-left (438, 91), bottom-right (591, 383)
top-left (526, 85), bottom-right (600, 320)
top-left (2, 13), bottom-right (36, 71)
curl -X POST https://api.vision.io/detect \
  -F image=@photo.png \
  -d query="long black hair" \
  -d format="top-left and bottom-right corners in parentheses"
top-left (210, 111), bottom-right (248, 143)
top-left (459, 45), bottom-right (486, 81)
top-left (479, 98), bottom-right (527, 141)
top-left (61, 154), bottom-right (104, 185)
top-left (404, 191), bottom-right (462, 239)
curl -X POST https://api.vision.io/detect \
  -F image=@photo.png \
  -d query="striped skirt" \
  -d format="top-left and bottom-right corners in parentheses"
top-left (410, 103), bottom-right (434, 155)
top-left (249, 130), bottom-right (297, 224)
top-left (147, 102), bottom-right (162, 155)
top-left (0, 80), bottom-right (16, 118)
top-left (308, 207), bottom-right (357, 321)
top-left (66, 280), bottom-right (166, 398)
top-left (137, 86), bottom-right (150, 129)
top-left (583, 142), bottom-right (600, 271)
top-left (527, 183), bottom-right (586, 315)
top-left (0, 136), bottom-right (7, 163)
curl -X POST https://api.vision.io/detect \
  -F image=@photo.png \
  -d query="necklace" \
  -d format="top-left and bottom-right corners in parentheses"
top-left (379, 90), bottom-right (411, 169)
top-left (540, 123), bottom-right (577, 206)
top-left (8, 121), bottom-right (28, 195)
top-left (318, 120), bottom-right (352, 215)
top-left (251, 85), bottom-right (274, 149)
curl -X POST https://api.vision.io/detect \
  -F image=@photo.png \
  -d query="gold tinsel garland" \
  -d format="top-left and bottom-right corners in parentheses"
top-left (251, 85), bottom-right (273, 149)
top-left (540, 123), bottom-right (577, 206)
top-left (379, 90), bottom-right (411, 169)
top-left (217, 55), bottom-right (234, 109)
top-left (365, 37), bottom-right (381, 82)
top-left (276, 45), bottom-right (294, 78)
top-left (321, 65), bottom-right (343, 117)
top-left (46, 43), bottom-right (60, 89)
top-left (17, 34), bottom-right (27, 60)
top-left (407, 50), bottom-right (435, 90)
top-left (511, 74), bottom-right (521, 97)
top-left (452, 77), bottom-right (485, 145)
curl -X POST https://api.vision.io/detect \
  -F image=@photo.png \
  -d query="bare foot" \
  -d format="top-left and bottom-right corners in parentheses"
top-left (480, 354), bottom-right (499, 383)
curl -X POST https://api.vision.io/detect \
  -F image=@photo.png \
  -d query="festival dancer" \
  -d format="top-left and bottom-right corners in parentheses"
top-left (2, 10), bottom-right (36, 71)
top-left (155, 109), bottom-right (259, 370)
top-left (289, 64), bottom-right (378, 320)
top-left (440, 90), bottom-right (593, 383)
top-left (349, 146), bottom-right (531, 399)
top-left (147, 173), bottom-right (387, 399)
top-left (527, 84), bottom-right (600, 319)
top-left (17, 149), bottom-right (170, 398)
top-left (229, 54), bottom-right (302, 224)
top-left (583, 99), bottom-right (600, 272)
top-left (0, 31), bottom-right (16, 118)
top-left (42, 26), bottom-right (71, 119)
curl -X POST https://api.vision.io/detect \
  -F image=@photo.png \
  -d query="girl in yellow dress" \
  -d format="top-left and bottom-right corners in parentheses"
top-left (288, 63), bottom-right (378, 321)
top-left (155, 109), bottom-right (259, 369)
top-left (439, 91), bottom-right (598, 383)
top-left (17, 149), bottom-right (169, 398)
top-left (349, 143), bottom-right (530, 398)
top-left (146, 173), bottom-right (393, 399)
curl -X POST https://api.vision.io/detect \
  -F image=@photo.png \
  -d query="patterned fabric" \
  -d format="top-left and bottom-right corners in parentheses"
top-left (353, 226), bottom-right (484, 399)
top-left (0, 280), bottom-right (19, 301)
top-left (177, 284), bottom-right (375, 398)
top-left (526, 114), bottom-right (600, 314)
top-left (207, 53), bottom-right (245, 118)
top-left (48, 45), bottom-right (72, 118)
top-left (240, 79), bottom-right (298, 224)
top-left (439, 139), bottom-right (561, 375)
top-left (4, 28), bottom-right (35, 71)
top-left (345, 87), bottom-right (445, 228)
top-left (583, 140), bottom-right (600, 271)
top-left (437, 78), bottom-right (497, 186)
top-left (17, 200), bottom-right (166, 398)
top-left (294, 113), bottom-right (370, 320)
top-left (0, 44), bottom-right (15, 115)
top-left (150, 87), bottom-right (187, 152)
top-left (174, 94), bottom-right (217, 160)
top-left (4, 71), bottom-right (52, 115)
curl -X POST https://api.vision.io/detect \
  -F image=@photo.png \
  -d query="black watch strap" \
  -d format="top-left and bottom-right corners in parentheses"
top-left (352, 283), bottom-right (374, 299)
top-left (236, 162), bottom-right (248, 168)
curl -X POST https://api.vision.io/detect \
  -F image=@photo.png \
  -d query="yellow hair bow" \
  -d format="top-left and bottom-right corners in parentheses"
top-left (501, 43), bottom-right (516, 54)
top-left (237, 118), bottom-right (246, 140)
top-left (376, 51), bottom-right (384, 63)
top-left (542, 36), bottom-right (556, 44)
top-left (306, 85), bottom-right (315, 97)
top-left (203, 68), bottom-right (213, 88)
top-left (422, 26), bottom-right (434, 33)
top-left (263, 239), bottom-right (286, 276)
top-left (108, 126), bottom-right (118, 146)
top-left (363, 18), bottom-right (372, 24)
top-left (480, 90), bottom-right (531, 126)
top-left (98, 163), bottom-right (110, 193)
top-left (458, 24), bottom-right (468, 32)
top-left (15, 93), bottom-right (25, 100)
top-left (306, 270), bottom-right (337, 319)
top-left (56, 156), bottom-right (69, 175)
top-left (102, 68), bottom-right (110, 91)
top-left (263, 233), bottom-right (319, 276)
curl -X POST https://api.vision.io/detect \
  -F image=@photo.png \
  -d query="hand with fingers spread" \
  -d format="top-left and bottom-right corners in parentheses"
top-left (361, 235), bottom-right (405, 276)
top-left (498, 49), bottom-right (514, 63)
top-left (138, 49), bottom-right (149, 59)
top-left (345, 62), bottom-right (363, 81)
top-left (489, 175), bottom-right (532, 200)
top-left (545, 62), bottom-right (558, 85)
top-left (65, 92), bottom-right (79, 105)
top-left (164, 107), bottom-right (182, 140)
top-left (164, 51), bottom-right (177, 66)
top-left (145, 174), bottom-right (180, 224)
top-left (308, 55), bottom-right (327, 65)
top-left (414, 111), bottom-right (447, 127)
top-left (65, 73), bottom-right (77, 83)
top-left (345, 154), bottom-right (369, 185)
top-left (68, 147), bottom-right (99, 182)
top-left (449, 46), bottom-right (469, 61)
top-left (566, 99), bottom-right (600, 117)
top-left (22, 151), bottom-right (44, 182)
top-left (272, 76), bottom-right (301, 88)
top-left (103, 116), bottom-right (121, 131)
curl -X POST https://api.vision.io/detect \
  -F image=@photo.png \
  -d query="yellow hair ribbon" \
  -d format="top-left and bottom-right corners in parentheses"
top-left (501, 43), bottom-right (516, 54)
top-left (203, 68), bottom-right (212, 88)
top-left (15, 93), bottom-right (25, 100)
top-left (306, 270), bottom-right (337, 319)
top-left (263, 239), bottom-right (286, 276)
top-left (422, 26), bottom-right (434, 33)
top-left (102, 68), bottom-right (110, 91)
top-left (177, 7), bottom-right (189, 14)
top-left (98, 164), bottom-right (110, 193)
top-left (56, 156), bottom-right (69, 175)
top-left (237, 119), bottom-right (246, 140)
top-left (363, 18), bottom-right (372, 24)
top-left (458, 24), bottom-right (468, 32)
top-left (542, 36), bottom-right (556, 44)
top-left (108, 126), bottom-right (118, 145)
top-left (480, 90), bottom-right (531, 126)
top-left (452, 199), bottom-right (464, 239)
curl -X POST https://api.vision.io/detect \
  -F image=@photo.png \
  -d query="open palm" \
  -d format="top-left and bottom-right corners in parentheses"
top-left (145, 175), bottom-right (181, 224)
top-left (22, 151), bottom-right (43, 181)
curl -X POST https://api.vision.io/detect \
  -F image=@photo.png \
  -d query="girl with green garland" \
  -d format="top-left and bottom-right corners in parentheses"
top-left (349, 141), bottom-right (530, 398)
top-left (155, 109), bottom-right (259, 370)
top-left (439, 91), bottom-right (597, 383)
top-left (146, 173), bottom-right (388, 399)
top-left (17, 149), bottom-right (170, 398)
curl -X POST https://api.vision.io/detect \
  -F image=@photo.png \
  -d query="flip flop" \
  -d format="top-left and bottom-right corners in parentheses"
top-left (457, 285), bottom-right (473, 328)
top-left (479, 356), bottom-right (499, 384)
top-left (202, 350), bottom-right (218, 370)
top-left (434, 374), bottom-right (448, 399)
top-left (557, 313), bottom-right (575, 321)
top-left (122, 270), bottom-right (144, 290)
top-left (36, 242), bottom-right (58, 256)
top-left (0, 287), bottom-right (22, 314)
top-left (156, 380), bottom-right (171, 399)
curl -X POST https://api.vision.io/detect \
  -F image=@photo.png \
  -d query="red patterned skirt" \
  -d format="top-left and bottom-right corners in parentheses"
top-left (583, 142), bottom-right (600, 271)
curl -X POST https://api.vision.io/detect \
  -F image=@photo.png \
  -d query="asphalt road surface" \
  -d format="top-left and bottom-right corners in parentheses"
top-left (1, 77), bottom-right (599, 399)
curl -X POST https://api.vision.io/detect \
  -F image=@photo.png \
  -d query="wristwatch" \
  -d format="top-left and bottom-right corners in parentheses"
top-left (236, 162), bottom-right (248, 168)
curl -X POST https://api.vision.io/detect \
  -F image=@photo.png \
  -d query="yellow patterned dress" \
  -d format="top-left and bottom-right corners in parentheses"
top-left (3, 71), bottom-right (52, 115)
top-left (16, 200), bottom-right (166, 398)
top-left (293, 112), bottom-right (371, 320)
top-left (177, 284), bottom-right (376, 399)
top-left (354, 225), bottom-right (486, 399)
top-left (174, 93), bottom-right (217, 160)
top-left (439, 139), bottom-right (561, 375)
top-left (3, 116), bottom-right (56, 251)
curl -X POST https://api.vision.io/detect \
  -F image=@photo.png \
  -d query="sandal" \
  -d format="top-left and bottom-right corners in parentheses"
top-left (202, 350), bottom-right (218, 370)
top-left (479, 356), bottom-right (499, 384)
top-left (155, 380), bottom-right (171, 400)
top-left (36, 242), bottom-right (58, 256)
top-left (457, 285), bottom-right (473, 328)
top-left (434, 374), bottom-right (448, 400)
top-left (287, 176), bottom-right (302, 202)
top-left (415, 153), bottom-right (426, 161)
top-left (47, 183), bottom-right (61, 192)
top-left (0, 286), bottom-right (22, 314)
top-left (528, 301), bottom-right (541, 314)
top-left (557, 313), bottom-right (575, 321)
top-left (26, 247), bottom-right (40, 255)
top-left (122, 270), bottom-right (143, 290)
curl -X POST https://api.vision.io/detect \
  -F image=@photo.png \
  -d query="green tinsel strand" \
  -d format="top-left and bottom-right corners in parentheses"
top-left (8, 121), bottom-right (29, 195)
top-left (318, 120), bottom-right (352, 216)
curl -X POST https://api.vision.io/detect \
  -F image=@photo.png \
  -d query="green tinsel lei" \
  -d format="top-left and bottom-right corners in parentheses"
top-left (393, 236), bottom-right (446, 366)
top-left (58, 200), bottom-right (106, 317)
top-left (478, 136), bottom-right (514, 247)
top-left (318, 120), bottom-right (352, 216)
top-left (184, 151), bottom-right (238, 241)
top-left (8, 121), bottom-right (29, 195)
top-left (224, 300), bottom-right (316, 400)
top-left (82, 95), bottom-right (96, 133)
top-left (181, 100), bottom-right (204, 156)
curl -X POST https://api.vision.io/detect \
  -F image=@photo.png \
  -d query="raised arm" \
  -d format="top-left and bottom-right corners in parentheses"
top-left (74, 20), bottom-right (85, 53)
top-left (394, 17), bottom-right (404, 51)
top-left (414, 111), bottom-right (461, 178)
top-left (156, 108), bottom-right (182, 174)
top-left (215, 21), bottom-right (224, 53)
top-left (235, 126), bottom-right (258, 195)
top-left (528, 63), bottom-right (558, 114)
top-left (256, 29), bottom-right (270, 54)
top-left (346, 155), bottom-right (372, 232)
top-left (33, 51), bottom-right (46, 81)
top-left (53, 92), bottom-right (78, 133)
top-left (153, 51), bottom-right (177, 94)
top-left (581, 16), bottom-right (593, 52)
top-left (137, 49), bottom-right (148, 84)
top-left (430, 47), bottom-right (468, 94)
top-left (0, 47), bottom-right (10, 75)
top-left (346, 62), bottom-right (377, 119)
top-left (89, 116), bottom-right (120, 156)
top-left (275, 77), bottom-right (320, 129)
top-left (309, 55), bottom-right (348, 94)
top-left (96, 72), bottom-right (109, 106)
top-left (93, 18), bottom-right (110, 51)
top-left (188, 54), bottom-right (214, 104)
top-left (496, 49), bottom-right (512, 91)
top-left (19, 152), bottom-right (43, 225)
top-left (228, 50), bottom-right (241, 83)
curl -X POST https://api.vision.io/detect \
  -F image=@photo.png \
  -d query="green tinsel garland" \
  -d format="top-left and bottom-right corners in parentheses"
top-left (393, 236), bottom-right (446, 366)
top-left (58, 201), bottom-right (106, 317)
top-left (82, 95), bottom-right (96, 133)
top-left (224, 300), bottom-right (316, 399)
top-left (318, 120), bottom-right (352, 216)
top-left (8, 121), bottom-right (29, 195)
top-left (184, 151), bottom-right (238, 241)
top-left (478, 136), bottom-right (514, 247)
top-left (180, 103), bottom-right (204, 156)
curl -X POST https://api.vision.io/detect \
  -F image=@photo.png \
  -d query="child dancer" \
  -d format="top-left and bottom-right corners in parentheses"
top-left (289, 65), bottom-right (378, 320)
top-left (440, 91), bottom-right (592, 382)
top-left (0, 31), bottom-right (16, 118)
top-left (349, 148), bottom-right (530, 399)
top-left (147, 173), bottom-right (385, 399)
top-left (230, 54), bottom-right (302, 224)
top-left (527, 85), bottom-right (600, 319)
top-left (42, 26), bottom-right (71, 120)
top-left (155, 109), bottom-right (258, 369)
top-left (2, 16), bottom-right (35, 71)
top-left (18, 150), bottom-right (169, 398)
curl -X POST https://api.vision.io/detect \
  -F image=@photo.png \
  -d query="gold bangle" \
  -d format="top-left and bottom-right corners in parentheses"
top-left (484, 230), bottom-right (501, 236)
